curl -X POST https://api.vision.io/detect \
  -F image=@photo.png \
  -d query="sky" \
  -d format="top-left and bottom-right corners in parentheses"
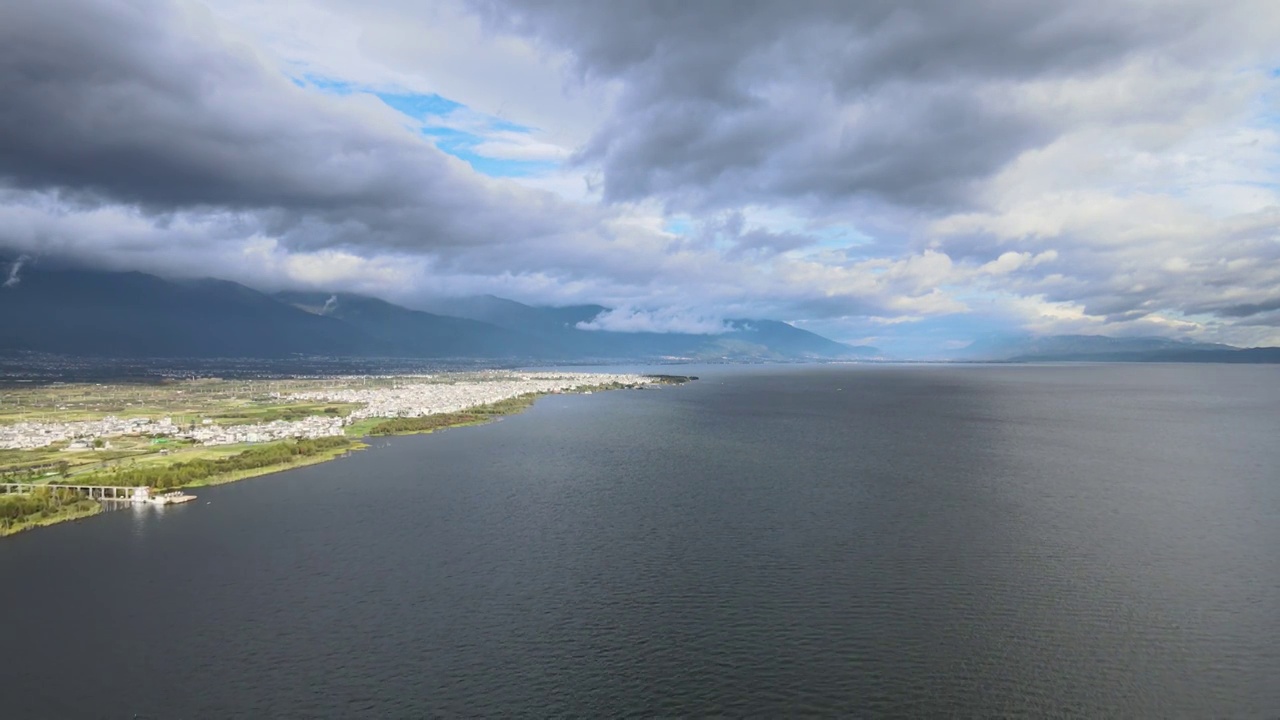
top-left (2, 0), bottom-right (1279, 356)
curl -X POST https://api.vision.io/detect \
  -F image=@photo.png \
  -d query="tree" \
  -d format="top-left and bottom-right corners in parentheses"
top-left (57, 460), bottom-right (70, 478)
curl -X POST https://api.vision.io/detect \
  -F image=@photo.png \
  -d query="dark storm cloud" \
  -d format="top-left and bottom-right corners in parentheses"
top-left (469, 0), bottom-right (1208, 210)
top-left (730, 229), bottom-right (812, 257)
top-left (1187, 297), bottom-right (1280, 318)
top-left (1216, 299), bottom-right (1280, 318)
top-left (1237, 310), bottom-right (1280, 328)
top-left (689, 211), bottom-right (814, 258)
top-left (0, 0), bottom-right (576, 251)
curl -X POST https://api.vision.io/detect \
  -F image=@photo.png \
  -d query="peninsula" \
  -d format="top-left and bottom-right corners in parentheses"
top-left (0, 371), bottom-right (692, 537)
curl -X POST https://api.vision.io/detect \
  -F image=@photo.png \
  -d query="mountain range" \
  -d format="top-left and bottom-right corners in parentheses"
top-left (950, 334), bottom-right (1280, 363)
top-left (3, 265), bottom-right (1276, 363)
top-left (0, 266), bottom-right (873, 361)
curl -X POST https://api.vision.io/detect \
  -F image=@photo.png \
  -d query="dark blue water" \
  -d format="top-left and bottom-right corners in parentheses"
top-left (2, 364), bottom-right (1278, 718)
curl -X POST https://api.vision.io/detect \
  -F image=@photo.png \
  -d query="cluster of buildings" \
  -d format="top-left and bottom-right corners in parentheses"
top-left (0, 372), bottom-right (651, 451)
top-left (0, 415), bottom-right (181, 450)
top-left (185, 416), bottom-right (346, 446)
top-left (288, 371), bottom-right (651, 420)
top-left (0, 413), bottom-right (349, 451)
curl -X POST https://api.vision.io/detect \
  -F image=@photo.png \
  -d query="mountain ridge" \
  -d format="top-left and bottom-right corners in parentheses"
top-left (0, 266), bottom-right (865, 361)
top-left (951, 333), bottom-right (1278, 363)
top-left (421, 294), bottom-right (876, 360)
top-left (8, 265), bottom-right (1272, 363)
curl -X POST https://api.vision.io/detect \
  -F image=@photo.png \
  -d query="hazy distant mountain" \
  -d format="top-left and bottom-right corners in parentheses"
top-left (0, 267), bottom-right (866, 361)
top-left (6, 267), bottom-right (1273, 362)
top-left (420, 295), bottom-right (876, 360)
top-left (276, 292), bottom-right (540, 358)
top-left (0, 267), bottom-right (383, 358)
top-left (719, 319), bottom-right (877, 359)
top-left (421, 295), bottom-right (606, 335)
top-left (952, 334), bottom-right (1278, 363)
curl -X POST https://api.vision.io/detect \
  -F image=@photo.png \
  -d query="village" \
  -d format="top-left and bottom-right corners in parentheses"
top-left (288, 371), bottom-right (652, 420)
top-left (0, 371), bottom-right (653, 451)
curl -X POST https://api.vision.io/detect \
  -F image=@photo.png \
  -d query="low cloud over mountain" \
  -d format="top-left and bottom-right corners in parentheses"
top-left (1, 265), bottom-right (869, 361)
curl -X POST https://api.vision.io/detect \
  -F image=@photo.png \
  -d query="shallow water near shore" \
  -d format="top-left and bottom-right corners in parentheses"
top-left (2, 363), bottom-right (1278, 717)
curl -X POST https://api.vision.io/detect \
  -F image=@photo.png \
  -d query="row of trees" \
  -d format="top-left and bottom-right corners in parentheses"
top-left (368, 413), bottom-right (485, 436)
top-left (366, 393), bottom-right (548, 436)
top-left (73, 436), bottom-right (353, 490)
top-left (0, 487), bottom-right (94, 526)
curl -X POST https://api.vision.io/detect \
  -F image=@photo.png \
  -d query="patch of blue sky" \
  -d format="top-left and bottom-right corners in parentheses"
top-left (377, 91), bottom-right (556, 177)
top-left (811, 225), bottom-right (874, 249)
top-left (377, 91), bottom-right (462, 118)
top-left (419, 125), bottom-right (556, 177)
top-left (662, 217), bottom-right (694, 236)
top-left (419, 125), bottom-right (476, 149)
top-left (292, 74), bottom-right (358, 95)
top-left (293, 76), bottom-right (558, 178)
top-left (490, 117), bottom-right (535, 134)
top-left (463, 155), bottom-right (560, 178)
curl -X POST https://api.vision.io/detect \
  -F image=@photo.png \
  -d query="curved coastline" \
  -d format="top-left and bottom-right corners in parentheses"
top-left (0, 376), bottom-right (693, 538)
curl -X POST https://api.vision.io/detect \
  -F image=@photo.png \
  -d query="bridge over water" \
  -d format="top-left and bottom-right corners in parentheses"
top-left (1, 483), bottom-right (146, 500)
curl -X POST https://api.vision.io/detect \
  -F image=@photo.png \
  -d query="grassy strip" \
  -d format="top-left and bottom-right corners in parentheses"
top-left (69, 436), bottom-right (362, 490)
top-left (356, 392), bottom-right (545, 437)
top-left (0, 498), bottom-right (102, 538)
top-left (344, 417), bottom-right (393, 437)
top-left (205, 402), bottom-right (361, 425)
top-left (179, 440), bottom-right (365, 487)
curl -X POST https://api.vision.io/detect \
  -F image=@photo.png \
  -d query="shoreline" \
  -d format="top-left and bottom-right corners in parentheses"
top-left (178, 439), bottom-right (369, 488)
top-left (0, 499), bottom-right (102, 538)
top-left (0, 377), bottom-right (691, 538)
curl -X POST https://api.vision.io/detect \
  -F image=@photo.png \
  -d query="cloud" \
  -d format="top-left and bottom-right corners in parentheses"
top-left (2, 0), bottom-right (1279, 355)
top-left (467, 0), bottom-right (1274, 212)
top-left (576, 307), bottom-right (732, 334)
top-left (3, 255), bottom-right (30, 288)
top-left (0, 0), bottom-right (587, 254)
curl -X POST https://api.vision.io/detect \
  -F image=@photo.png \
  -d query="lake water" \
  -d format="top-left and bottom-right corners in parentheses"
top-left (2, 364), bottom-right (1278, 717)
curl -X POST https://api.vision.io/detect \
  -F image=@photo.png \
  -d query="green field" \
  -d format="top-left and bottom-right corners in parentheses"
top-left (0, 378), bottom-right (365, 426)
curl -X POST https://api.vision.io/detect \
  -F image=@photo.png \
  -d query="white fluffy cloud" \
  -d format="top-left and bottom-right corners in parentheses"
top-left (576, 307), bottom-right (732, 335)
